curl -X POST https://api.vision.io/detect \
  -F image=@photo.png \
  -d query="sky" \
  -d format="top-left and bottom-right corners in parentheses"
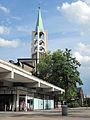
top-left (0, 0), bottom-right (90, 96)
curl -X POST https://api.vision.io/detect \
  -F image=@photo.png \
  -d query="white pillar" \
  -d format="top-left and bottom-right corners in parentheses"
top-left (16, 90), bottom-right (19, 111)
top-left (13, 95), bottom-right (16, 111)
top-left (25, 95), bottom-right (27, 111)
top-left (37, 26), bottom-right (40, 63)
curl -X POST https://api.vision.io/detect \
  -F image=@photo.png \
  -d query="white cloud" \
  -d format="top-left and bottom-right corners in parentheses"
top-left (12, 16), bottom-right (21, 20)
top-left (0, 5), bottom-right (10, 14)
top-left (16, 26), bottom-right (31, 33)
top-left (74, 43), bottom-right (90, 66)
top-left (76, 42), bottom-right (90, 55)
top-left (0, 26), bottom-right (10, 35)
top-left (85, 0), bottom-right (90, 5)
top-left (74, 51), bottom-right (90, 62)
top-left (0, 26), bottom-right (4, 34)
top-left (0, 38), bottom-right (19, 48)
top-left (57, 1), bottom-right (90, 35)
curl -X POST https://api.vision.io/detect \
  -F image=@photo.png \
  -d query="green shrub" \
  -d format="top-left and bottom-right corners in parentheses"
top-left (68, 102), bottom-right (80, 108)
top-left (81, 103), bottom-right (88, 107)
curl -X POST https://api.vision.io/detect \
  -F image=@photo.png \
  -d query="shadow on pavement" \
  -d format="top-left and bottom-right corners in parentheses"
top-left (69, 114), bottom-right (90, 119)
top-left (0, 108), bottom-right (90, 119)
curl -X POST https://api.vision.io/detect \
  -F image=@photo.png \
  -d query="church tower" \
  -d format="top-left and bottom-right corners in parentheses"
top-left (31, 7), bottom-right (48, 63)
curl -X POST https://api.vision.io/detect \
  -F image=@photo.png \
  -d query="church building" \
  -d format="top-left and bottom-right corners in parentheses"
top-left (0, 7), bottom-right (64, 111)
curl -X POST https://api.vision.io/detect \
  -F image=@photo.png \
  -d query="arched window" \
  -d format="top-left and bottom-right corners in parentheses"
top-left (40, 32), bottom-right (44, 40)
top-left (39, 40), bottom-right (45, 46)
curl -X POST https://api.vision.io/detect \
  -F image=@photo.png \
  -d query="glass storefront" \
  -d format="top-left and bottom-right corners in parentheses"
top-left (27, 99), bottom-right (33, 110)
top-left (0, 94), bottom-right (13, 111)
top-left (0, 87), bottom-right (54, 111)
top-left (19, 95), bottom-right (34, 111)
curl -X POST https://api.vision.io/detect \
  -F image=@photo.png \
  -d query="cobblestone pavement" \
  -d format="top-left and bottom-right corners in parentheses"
top-left (0, 107), bottom-right (90, 120)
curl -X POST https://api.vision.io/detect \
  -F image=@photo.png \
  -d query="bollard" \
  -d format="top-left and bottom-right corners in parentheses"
top-left (5, 104), bottom-right (7, 112)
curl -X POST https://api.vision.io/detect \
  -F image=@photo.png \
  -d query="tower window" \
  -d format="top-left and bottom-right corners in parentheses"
top-left (40, 32), bottom-right (44, 40)
top-left (35, 34), bottom-right (38, 40)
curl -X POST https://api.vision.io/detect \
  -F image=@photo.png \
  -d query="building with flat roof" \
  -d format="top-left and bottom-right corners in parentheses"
top-left (0, 58), bottom-right (64, 111)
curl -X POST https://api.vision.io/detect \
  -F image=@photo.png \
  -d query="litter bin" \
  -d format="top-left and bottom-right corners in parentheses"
top-left (62, 105), bottom-right (68, 116)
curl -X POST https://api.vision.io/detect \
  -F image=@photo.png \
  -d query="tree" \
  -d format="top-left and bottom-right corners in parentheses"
top-left (33, 49), bottom-right (83, 103)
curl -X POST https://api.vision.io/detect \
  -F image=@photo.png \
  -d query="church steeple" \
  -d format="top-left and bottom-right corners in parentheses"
top-left (31, 7), bottom-right (48, 64)
top-left (35, 7), bottom-right (44, 32)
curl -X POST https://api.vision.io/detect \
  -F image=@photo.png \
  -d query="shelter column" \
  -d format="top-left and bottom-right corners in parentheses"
top-left (25, 94), bottom-right (27, 111)
top-left (13, 95), bottom-right (16, 111)
top-left (16, 90), bottom-right (19, 111)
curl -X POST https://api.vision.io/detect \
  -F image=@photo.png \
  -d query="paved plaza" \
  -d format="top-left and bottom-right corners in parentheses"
top-left (0, 107), bottom-right (90, 120)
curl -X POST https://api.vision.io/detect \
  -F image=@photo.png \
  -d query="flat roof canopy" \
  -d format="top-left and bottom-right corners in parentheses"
top-left (0, 59), bottom-right (65, 93)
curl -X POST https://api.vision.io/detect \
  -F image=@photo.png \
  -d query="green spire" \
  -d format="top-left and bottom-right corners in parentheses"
top-left (35, 7), bottom-right (44, 32)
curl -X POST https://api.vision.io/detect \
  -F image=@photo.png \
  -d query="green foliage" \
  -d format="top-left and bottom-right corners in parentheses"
top-left (67, 85), bottom-right (77, 102)
top-left (33, 49), bottom-right (83, 103)
top-left (81, 103), bottom-right (88, 107)
top-left (87, 98), bottom-right (90, 107)
top-left (84, 98), bottom-right (90, 107)
top-left (68, 102), bottom-right (80, 108)
top-left (36, 52), bottom-right (52, 82)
